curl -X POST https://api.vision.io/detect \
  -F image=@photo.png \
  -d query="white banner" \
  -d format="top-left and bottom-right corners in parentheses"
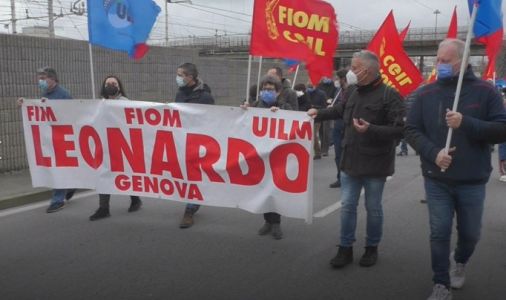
top-left (21, 100), bottom-right (314, 221)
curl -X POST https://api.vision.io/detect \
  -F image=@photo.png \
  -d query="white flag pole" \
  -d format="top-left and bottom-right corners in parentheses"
top-left (292, 64), bottom-right (300, 89)
top-left (245, 54), bottom-right (253, 103)
top-left (442, 2), bottom-right (478, 165)
top-left (255, 56), bottom-right (263, 103)
top-left (88, 43), bottom-right (96, 99)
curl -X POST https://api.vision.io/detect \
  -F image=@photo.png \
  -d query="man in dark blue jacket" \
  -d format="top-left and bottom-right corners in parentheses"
top-left (405, 39), bottom-right (506, 300)
top-left (175, 63), bottom-right (215, 229)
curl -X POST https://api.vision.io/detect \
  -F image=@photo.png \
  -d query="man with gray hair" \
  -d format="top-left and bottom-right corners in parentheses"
top-left (308, 50), bottom-right (405, 268)
top-left (406, 38), bottom-right (506, 300)
top-left (18, 67), bottom-right (74, 213)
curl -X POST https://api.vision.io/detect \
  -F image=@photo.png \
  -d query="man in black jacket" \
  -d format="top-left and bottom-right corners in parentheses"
top-left (405, 39), bottom-right (506, 300)
top-left (308, 50), bottom-right (405, 269)
top-left (175, 62), bottom-right (215, 229)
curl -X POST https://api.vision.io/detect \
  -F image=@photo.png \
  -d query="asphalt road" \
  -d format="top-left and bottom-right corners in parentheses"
top-left (1, 149), bottom-right (505, 300)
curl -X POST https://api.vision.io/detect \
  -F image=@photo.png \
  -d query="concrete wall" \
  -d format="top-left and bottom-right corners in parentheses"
top-left (0, 34), bottom-right (308, 173)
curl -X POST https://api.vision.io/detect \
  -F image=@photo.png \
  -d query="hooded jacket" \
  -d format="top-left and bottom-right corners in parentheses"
top-left (405, 66), bottom-right (506, 184)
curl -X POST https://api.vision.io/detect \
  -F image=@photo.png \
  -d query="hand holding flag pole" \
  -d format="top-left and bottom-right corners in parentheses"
top-left (441, 1), bottom-right (479, 172)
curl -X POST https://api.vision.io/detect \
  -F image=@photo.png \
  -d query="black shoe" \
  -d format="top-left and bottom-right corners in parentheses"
top-left (65, 189), bottom-right (75, 201)
top-left (359, 246), bottom-right (378, 267)
top-left (271, 224), bottom-right (283, 240)
top-left (314, 155), bottom-right (322, 160)
top-left (329, 180), bottom-right (341, 188)
top-left (322, 152), bottom-right (329, 157)
top-left (46, 202), bottom-right (65, 213)
top-left (330, 246), bottom-right (353, 268)
top-left (89, 207), bottom-right (110, 221)
top-left (128, 198), bottom-right (142, 212)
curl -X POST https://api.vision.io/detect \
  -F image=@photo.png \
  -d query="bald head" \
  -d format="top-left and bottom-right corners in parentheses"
top-left (436, 38), bottom-right (465, 76)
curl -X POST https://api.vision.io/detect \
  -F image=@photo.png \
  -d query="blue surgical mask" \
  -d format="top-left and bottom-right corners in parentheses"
top-left (437, 64), bottom-right (454, 79)
top-left (306, 87), bottom-right (315, 93)
top-left (260, 90), bottom-right (277, 106)
top-left (38, 79), bottom-right (48, 91)
top-left (176, 75), bottom-right (186, 87)
top-left (322, 78), bottom-right (333, 84)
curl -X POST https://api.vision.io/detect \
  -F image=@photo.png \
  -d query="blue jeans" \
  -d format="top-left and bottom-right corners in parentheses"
top-left (424, 177), bottom-right (485, 286)
top-left (399, 139), bottom-right (408, 153)
top-left (340, 172), bottom-right (386, 247)
top-left (499, 143), bottom-right (506, 161)
top-left (185, 204), bottom-right (200, 213)
top-left (51, 189), bottom-right (67, 205)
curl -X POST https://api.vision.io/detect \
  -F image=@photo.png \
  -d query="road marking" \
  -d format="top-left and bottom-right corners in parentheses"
top-left (0, 191), bottom-right (96, 218)
top-left (313, 176), bottom-right (392, 218)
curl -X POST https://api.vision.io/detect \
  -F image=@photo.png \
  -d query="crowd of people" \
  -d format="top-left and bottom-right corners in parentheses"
top-left (18, 38), bottom-right (506, 300)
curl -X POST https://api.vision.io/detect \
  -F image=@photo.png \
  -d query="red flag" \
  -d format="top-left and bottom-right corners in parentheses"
top-left (399, 21), bottom-right (411, 42)
top-left (367, 11), bottom-right (423, 96)
top-left (448, 6), bottom-right (458, 38)
top-left (427, 6), bottom-right (458, 83)
top-left (250, 0), bottom-right (338, 83)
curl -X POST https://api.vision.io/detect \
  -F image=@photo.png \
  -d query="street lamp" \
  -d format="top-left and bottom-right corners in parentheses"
top-left (433, 9), bottom-right (441, 39)
top-left (166, 0), bottom-right (192, 46)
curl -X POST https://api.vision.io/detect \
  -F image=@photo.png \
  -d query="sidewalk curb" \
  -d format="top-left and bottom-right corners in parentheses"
top-left (0, 190), bottom-right (52, 210)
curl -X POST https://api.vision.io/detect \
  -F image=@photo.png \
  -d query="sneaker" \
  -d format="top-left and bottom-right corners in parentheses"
top-left (128, 198), bottom-right (142, 212)
top-left (450, 263), bottom-right (465, 289)
top-left (330, 246), bottom-right (353, 268)
top-left (89, 207), bottom-right (110, 221)
top-left (271, 224), bottom-right (283, 240)
top-left (329, 180), bottom-right (341, 188)
top-left (179, 211), bottom-right (194, 229)
top-left (258, 223), bottom-right (272, 235)
top-left (65, 189), bottom-right (75, 201)
top-left (46, 202), bottom-right (65, 213)
top-left (499, 175), bottom-right (506, 182)
top-left (359, 246), bottom-right (378, 267)
top-left (427, 284), bottom-right (452, 300)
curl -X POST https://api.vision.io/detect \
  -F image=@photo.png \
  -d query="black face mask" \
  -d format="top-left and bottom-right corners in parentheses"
top-left (104, 85), bottom-right (119, 97)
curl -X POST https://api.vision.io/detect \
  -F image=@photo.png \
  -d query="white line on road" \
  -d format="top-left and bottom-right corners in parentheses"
top-left (313, 176), bottom-right (393, 218)
top-left (0, 191), bottom-right (96, 218)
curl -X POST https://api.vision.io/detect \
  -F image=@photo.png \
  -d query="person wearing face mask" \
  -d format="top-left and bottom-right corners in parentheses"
top-left (308, 50), bottom-right (405, 269)
top-left (293, 83), bottom-right (311, 112)
top-left (88, 75), bottom-right (143, 221)
top-left (175, 63), bottom-right (215, 229)
top-left (266, 67), bottom-right (299, 110)
top-left (17, 67), bottom-right (75, 213)
top-left (307, 82), bottom-right (328, 160)
top-left (246, 75), bottom-right (295, 240)
top-left (405, 39), bottom-right (506, 300)
top-left (318, 76), bottom-right (338, 157)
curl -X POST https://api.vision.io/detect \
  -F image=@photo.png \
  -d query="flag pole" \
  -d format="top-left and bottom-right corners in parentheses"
top-left (255, 56), bottom-right (263, 103)
top-left (442, 1), bottom-right (478, 170)
top-left (245, 54), bottom-right (252, 103)
top-left (88, 43), bottom-right (96, 99)
top-left (292, 64), bottom-right (300, 89)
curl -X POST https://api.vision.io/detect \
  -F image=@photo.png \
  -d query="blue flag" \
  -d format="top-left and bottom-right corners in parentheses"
top-left (87, 0), bottom-right (161, 59)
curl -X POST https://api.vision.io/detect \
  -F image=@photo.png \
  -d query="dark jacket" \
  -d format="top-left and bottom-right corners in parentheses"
top-left (297, 93), bottom-right (311, 112)
top-left (316, 76), bottom-right (405, 177)
top-left (317, 82), bottom-right (338, 100)
top-left (175, 79), bottom-right (215, 104)
top-left (280, 78), bottom-right (299, 110)
top-left (405, 66), bottom-right (506, 184)
top-left (308, 88), bottom-right (327, 109)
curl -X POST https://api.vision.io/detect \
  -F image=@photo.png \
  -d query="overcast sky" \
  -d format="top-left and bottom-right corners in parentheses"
top-left (0, 0), bottom-right (504, 42)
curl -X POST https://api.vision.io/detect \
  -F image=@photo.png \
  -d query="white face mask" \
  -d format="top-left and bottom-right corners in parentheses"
top-left (346, 70), bottom-right (358, 85)
top-left (296, 90), bottom-right (304, 97)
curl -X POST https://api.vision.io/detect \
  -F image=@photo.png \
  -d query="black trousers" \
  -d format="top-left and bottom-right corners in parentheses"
top-left (263, 212), bottom-right (281, 224)
top-left (98, 194), bottom-right (140, 208)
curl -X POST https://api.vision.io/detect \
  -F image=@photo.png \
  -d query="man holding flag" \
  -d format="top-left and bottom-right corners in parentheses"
top-left (405, 39), bottom-right (506, 300)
